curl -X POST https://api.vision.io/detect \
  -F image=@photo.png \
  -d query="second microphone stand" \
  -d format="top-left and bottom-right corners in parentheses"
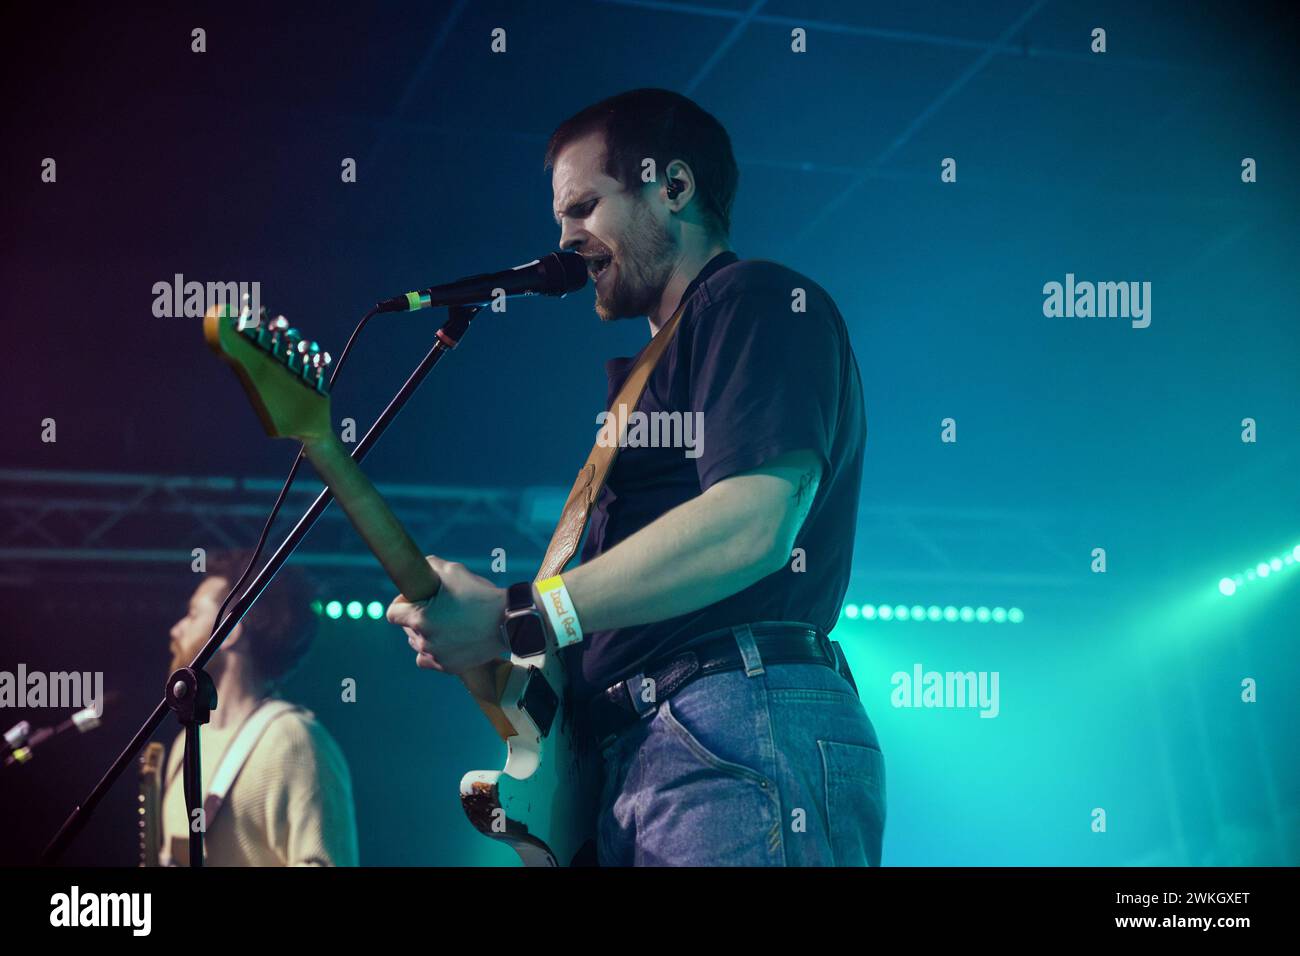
top-left (43, 304), bottom-right (482, 865)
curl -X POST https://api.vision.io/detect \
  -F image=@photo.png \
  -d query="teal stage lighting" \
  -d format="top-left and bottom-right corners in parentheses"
top-left (1219, 542), bottom-right (1300, 596)
top-left (842, 601), bottom-right (1024, 622)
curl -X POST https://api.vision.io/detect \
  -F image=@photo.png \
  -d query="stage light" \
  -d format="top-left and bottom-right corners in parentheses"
top-left (310, 600), bottom-right (323, 616)
top-left (325, 600), bottom-right (343, 620)
top-left (838, 599), bottom-right (1027, 623)
top-left (367, 601), bottom-right (384, 620)
top-left (346, 600), bottom-right (363, 620)
top-left (1218, 539), bottom-right (1300, 595)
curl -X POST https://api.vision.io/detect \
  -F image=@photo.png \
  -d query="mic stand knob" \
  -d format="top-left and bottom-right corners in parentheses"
top-left (165, 667), bottom-right (217, 867)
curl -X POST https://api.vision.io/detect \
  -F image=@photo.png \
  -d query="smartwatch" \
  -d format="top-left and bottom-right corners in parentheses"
top-left (499, 581), bottom-right (549, 658)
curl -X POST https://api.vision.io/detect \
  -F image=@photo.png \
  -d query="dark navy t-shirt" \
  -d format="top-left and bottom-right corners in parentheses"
top-left (572, 251), bottom-right (866, 697)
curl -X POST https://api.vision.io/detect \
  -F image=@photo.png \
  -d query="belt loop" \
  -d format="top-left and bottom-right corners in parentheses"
top-left (732, 624), bottom-right (765, 677)
top-left (816, 629), bottom-right (835, 666)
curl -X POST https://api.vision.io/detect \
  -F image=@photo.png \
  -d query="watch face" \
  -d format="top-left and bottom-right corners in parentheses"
top-left (508, 613), bottom-right (547, 658)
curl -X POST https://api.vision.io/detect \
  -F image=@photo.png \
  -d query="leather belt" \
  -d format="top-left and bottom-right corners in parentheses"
top-left (586, 622), bottom-right (853, 745)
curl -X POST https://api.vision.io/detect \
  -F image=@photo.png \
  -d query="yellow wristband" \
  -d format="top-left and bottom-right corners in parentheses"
top-left (536, 575), bottom-right (584, 648)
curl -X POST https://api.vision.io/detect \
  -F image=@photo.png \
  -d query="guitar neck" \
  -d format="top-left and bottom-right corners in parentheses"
top-left (299, 432), bottom-right (516, 740)
top-left (301, 432), bottom-right (441, 601)
top-left (138, 742), bottom-right (164, 867)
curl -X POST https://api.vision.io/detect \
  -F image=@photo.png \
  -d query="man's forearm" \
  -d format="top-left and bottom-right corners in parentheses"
top-left (557, 487), bottom-right (780, 634)
top-left (554, 452), bottom-right (820, 635)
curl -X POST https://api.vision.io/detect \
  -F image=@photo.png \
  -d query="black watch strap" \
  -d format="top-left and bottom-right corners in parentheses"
top-left (506, 581), bottom-right (535, 612)
top-left (501, 581), bottom-right (548, 657)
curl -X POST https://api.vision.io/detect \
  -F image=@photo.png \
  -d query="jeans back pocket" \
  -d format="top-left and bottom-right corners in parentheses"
top-left (818, 739), bottom-right (886, 866)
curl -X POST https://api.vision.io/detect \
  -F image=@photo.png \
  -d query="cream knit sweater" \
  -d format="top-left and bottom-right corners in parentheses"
top-left (162, 705), bottom-right (358, 866)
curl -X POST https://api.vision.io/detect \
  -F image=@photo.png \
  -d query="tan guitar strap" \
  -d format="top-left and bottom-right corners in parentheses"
top-left (535, 297), bottom-right (692, 581)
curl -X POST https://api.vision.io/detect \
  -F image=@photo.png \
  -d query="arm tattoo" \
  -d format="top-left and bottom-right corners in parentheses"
top-left (792, 469), bottom-right (818, 511)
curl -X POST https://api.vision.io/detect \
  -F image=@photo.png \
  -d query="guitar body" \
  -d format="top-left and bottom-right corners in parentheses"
top-left (203, 304), bottom-right (598, 866)
top-left (460, 647), bottom-right (598, 866)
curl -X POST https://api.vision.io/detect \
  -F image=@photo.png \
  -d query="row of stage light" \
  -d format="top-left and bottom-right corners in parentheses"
top-left (306, 600), bottom-right (1024, 624)
top-left (307, 597), bottom-right (1026, 625)
top-left (844, 605), bottom-right (1024, 623)
top-left (1218, 543), bottom-right (1300, 596)
top-left (307, 540), bottom-right (1299, 624)
top-left (312, 600), bottom-right (386, 621)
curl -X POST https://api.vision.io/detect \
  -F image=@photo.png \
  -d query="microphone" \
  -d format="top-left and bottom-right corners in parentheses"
top-left (376, 251), bottom-right (588, 313)
top-left (3, 694), bottom-right (117, 769)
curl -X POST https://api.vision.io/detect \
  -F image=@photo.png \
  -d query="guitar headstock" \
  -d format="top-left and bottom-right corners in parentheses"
top-left (203, 301), bottom-right (334, 441)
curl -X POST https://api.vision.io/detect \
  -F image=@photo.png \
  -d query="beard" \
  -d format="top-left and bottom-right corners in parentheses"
top-left (168, 641), bottom-right (217, 682)
top-left (595, 199), bottom-right (677, 322)
top-left (167, 644), bottom-right (190, 681)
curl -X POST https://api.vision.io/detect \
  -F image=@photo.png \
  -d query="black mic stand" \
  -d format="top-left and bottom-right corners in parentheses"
top-left (42, 304), bottom-right (482, 865)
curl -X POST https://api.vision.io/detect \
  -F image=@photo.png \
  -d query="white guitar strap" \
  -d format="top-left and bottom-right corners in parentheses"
top-left (161, 699), bottom-right (298, 866)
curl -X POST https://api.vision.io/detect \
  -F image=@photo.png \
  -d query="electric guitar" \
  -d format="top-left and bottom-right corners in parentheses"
top-left (138, 742), bottom-right (164, 866)
top-left (202, 304), bottom-right (597, 866)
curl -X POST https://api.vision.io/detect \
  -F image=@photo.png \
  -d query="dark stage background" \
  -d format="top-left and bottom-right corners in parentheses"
top-left (1, 1), bottom-right (1297, 866)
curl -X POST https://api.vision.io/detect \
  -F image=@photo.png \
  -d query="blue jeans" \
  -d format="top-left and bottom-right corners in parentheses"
top-left (595, 625), bottom-right (886, 866)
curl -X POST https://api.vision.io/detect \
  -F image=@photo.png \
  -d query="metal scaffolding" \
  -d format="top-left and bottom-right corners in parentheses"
top-left (0, 468), bottom-right (561, 591)
top-left (1, 469), bottom-right (1089, 606)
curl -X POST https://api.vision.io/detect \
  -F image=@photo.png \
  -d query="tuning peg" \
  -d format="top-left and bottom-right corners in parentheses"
top-left (282, 329), bottom-right (303, 367)
top-left (267, 315), bottom-right (289, 344)
top-left (295, 339), bottom-right (320, 378)
top-left (237, 306), bottom-right (267, 334)
top-left (310, 350), bottom-right (332, 394)
top-left (256, 314), bottom-right (287, 350)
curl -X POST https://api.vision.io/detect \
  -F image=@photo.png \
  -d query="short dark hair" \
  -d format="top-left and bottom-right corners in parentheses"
top-left (205, 550), bottom-right (318, 686)
top-left (544, 88), bottom-right (739, 238)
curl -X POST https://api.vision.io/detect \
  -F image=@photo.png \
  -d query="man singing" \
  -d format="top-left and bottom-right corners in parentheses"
top-left (387, 89), bottom-right (883, 866)
top-left (161, 551), bottom-right (358, 866)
